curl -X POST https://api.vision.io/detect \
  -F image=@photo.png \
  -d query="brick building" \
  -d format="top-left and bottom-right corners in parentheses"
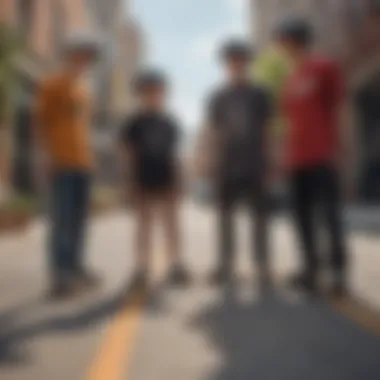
top-left (86, 0), bottom-right (143, 126)
top-left (0, 0), bottom-right (91, 193)
top-left (252, 0), bottom-right (380, 202)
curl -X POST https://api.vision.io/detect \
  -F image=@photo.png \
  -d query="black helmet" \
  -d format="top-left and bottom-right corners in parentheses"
top-left (220, 38), bottom-right (253, 61)
top-left (275, 17), bottom-right (314, 47)
top-left (134, 69), bottom-right (167, 92)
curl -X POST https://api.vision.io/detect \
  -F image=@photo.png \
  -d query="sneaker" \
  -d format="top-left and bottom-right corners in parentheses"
top-left (288, 272), bottom-right (318, 294)
top-left (76, 269), bottom-right (101, 290)
top-left (209, 266), bottom-right (232, 285)
top-left (129, 271), bottom-right (148, 293)
top-left (258, 269), bottom-right (273, 291)
top-left (331, 274), bottom-right (349, 299)
top-left (47, 275), bottom-right (81, 300)
top-left (167, 265), bottom-right (191, 286)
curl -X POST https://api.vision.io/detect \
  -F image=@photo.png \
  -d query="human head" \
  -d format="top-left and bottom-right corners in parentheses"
top-left (219, 39), bottom-right (253, 83)
top-left (274, 17), bottom-right (314, 61)
top-left (62, 32), bottom-right (102, 77)
top-left (134, 69), bottom-right (168, 111)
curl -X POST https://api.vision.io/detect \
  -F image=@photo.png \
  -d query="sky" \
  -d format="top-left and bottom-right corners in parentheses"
top-left (127, 0), bottom-right (250, 133)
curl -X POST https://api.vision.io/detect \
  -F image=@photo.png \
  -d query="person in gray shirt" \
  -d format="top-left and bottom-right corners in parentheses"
top-left (205, 39), bottom-right (273, 287)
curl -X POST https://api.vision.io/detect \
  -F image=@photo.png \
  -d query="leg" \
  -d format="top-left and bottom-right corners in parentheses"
top-left (160, 187), bottom-right (181, 267)
top-left (49, 173), bottom-right (72, 278)
top-left (290, 169), bottom-right (319, 288)
top-left (318, 166), bottom-right (348, 291)
top-left (160, 187), bottom-right (190, 285)
top-left (250, 186), bottom-right (270, 278)
top-left (48, 173), bottom-right (78, 297)
top-left (210, 182), bottom-right (237, 284)
top-left (71, 173), bottom-right (91, 274)
top-left (134, 189), bottom-right (154, 274)
top-left (219, 187), bottom-right (236, 274)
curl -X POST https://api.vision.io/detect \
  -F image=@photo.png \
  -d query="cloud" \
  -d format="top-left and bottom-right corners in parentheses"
top-left (189, 24), bottom-right (247, 62)
top-left (189, 33), bottom-right (222, 62)
top-left (189, 0), bottom-right (248, 62)
top-left (225, 0), bottom-right (247, 15)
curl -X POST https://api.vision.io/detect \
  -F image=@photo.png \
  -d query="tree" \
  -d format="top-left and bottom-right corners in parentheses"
top-left (0, 23), bottom-right (21, 199)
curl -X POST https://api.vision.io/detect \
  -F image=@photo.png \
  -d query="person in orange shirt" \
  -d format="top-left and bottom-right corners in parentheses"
top-left (35, 33), bottom-right (101, 299)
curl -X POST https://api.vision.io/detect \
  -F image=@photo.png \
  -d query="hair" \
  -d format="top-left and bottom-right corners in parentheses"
top-left (219, 38), bottom-right (254, 61)
top-left (133, 69), bottom-right (167, 93)
top-left (275, 17), bottom-right (314, 49)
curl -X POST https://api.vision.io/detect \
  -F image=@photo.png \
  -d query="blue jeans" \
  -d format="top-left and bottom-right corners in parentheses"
top-left (49, 171), bottom-right (91, 277)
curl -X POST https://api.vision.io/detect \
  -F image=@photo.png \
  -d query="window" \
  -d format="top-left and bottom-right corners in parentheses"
top-left (18, 0), bottom-right (33, 36)
top-left (52, 0), bottom-right (65, 57)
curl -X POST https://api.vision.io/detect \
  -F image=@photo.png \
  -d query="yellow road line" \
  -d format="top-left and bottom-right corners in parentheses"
top-left (86, 291), bottom-right (146, 380)
top-left (331, 296), bottom-right (380, 336)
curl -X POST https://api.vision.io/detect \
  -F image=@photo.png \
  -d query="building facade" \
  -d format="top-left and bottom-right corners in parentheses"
top-left (86, 0), bottom-right (142, 127)
top-left (1, 0), bottom-right (91, 193)
top-left (252, 0), bottom-right (380, 202)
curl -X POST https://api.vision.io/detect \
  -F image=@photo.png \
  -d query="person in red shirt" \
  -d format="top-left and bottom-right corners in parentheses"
top-left (276, 18), bottom-right (348, 296)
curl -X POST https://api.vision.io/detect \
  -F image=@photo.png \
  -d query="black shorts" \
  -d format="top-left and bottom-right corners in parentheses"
top-left (217, 176), bottom-right (265, 204)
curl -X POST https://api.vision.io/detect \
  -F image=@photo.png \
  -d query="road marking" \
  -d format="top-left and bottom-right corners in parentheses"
top-left (86, 291), bottom-right (146, 380)
top-left (332, 296), bottom-right (380, 336)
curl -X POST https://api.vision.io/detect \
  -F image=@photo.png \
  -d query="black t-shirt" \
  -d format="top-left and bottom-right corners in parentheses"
top-left (120, 111), bottom-right (181, 188)
top-left (208, 83), bottom-right (272, 181)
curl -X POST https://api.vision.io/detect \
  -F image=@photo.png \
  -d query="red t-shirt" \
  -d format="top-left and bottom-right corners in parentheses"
top-left (282, 56), bottom-right (345, 170)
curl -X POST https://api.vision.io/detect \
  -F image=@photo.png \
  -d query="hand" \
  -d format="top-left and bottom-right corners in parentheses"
top-left (124, 182), bottom-right (140, 207)
top-left (34, 157), bottom-right (53, 187)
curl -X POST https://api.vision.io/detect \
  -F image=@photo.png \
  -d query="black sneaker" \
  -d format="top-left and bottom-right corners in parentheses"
top-left (209, 267), bottom-right (232, 285)
top-left (129, 271), bottom-right (148, 293)
top-left (47, 275), bottom-right (81, 300)
top-left (331, 274), bottom-right (349, 299)
top-left (258, 269), bottom-right (273, 292)
top-left (288, 272), bottom-right (318, 294)
top-left (167, 266), bottom-right (191, 286)
top-left (76, 269), bottom-right (101, 290)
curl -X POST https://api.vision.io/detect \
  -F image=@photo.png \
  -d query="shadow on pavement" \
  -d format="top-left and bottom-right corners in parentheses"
top-left (0, 280), bottom-right (167, 368)
top-left (191, 285), bottom-right (380, 380)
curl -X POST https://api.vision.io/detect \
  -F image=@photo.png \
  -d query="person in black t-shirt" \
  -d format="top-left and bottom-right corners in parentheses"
top-left (205, 39), bottom-right (273, 287)
top-left (119, 70), bottom-right (189, 290)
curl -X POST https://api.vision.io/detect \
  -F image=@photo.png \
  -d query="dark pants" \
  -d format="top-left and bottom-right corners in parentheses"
top-left (49, 171), bottom-right (91, 278)
top-left (217, 178), bottom-right (269, 272)
top-left (290, 165), bottom-right (347, 276)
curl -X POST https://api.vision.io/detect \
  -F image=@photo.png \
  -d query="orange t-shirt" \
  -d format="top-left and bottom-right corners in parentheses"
top-left (35, 73), bottom-right (93, 170)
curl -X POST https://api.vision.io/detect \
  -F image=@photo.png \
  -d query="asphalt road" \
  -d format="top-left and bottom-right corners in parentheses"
top-left (1, 202), bottom-right (380, 380)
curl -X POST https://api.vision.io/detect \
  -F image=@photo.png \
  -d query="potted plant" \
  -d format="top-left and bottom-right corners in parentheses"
top-left (0, 194), bottom-right (37, 233)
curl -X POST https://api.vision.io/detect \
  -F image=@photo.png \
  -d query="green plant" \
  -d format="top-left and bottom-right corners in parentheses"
top-left (0, 23), bottom-right (22, 127)
top-left (0, 194), bottom-right (38, 214)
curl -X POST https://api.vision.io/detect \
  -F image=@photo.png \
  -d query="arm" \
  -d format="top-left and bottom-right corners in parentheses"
top-left (258, 88), bottom-right (275, 186)
top-left (33, 82), bottom-right (52, 184)
top-left (118, 119), bottom-right (139, 204)
top-left (325, 61), bottom-right (355, 198)
top-left (194, 93), bottom-right (221, 180)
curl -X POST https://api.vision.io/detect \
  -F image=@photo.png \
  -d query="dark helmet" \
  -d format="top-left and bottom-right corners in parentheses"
top-left (275, 16), bottom-right (314, 47)
top-left (220, 38), bottom-right (253, 61)
top-left (134, 69), bottom-right (167, 92)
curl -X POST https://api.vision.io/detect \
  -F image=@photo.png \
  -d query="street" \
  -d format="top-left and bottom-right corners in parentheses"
top-left (1, 201), bottom-right (380, 380)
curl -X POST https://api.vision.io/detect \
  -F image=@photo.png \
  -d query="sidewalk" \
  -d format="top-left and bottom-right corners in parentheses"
top-left (0, 203), bottom-right (379, 380)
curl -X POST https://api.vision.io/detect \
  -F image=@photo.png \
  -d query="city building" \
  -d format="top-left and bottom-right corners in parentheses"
top-left (86, 0), bottom-right (142, 127)
top-left (109, 17), bottom-right (143, 122)
top-left (252, 0), bottom-right (380, 202)
top-left (0, 0), bottom-right (91, 194)
top-left (86, 0), bottom-right (143, 184)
